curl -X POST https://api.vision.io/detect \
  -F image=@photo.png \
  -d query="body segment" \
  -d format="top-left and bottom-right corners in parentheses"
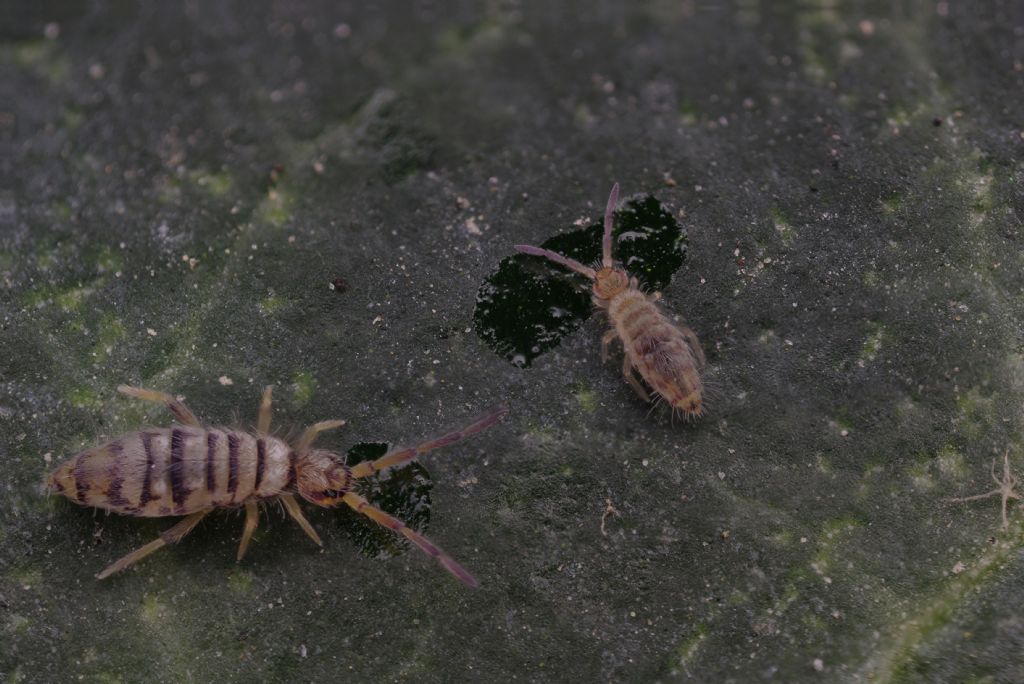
top-left (514, 183), bottom-right (705, 417)
top-left (49, 428), bottom-right (294, 516)
top-left (606, 289), bottom-right (704, 415)
top-left (47, 384), bottom-right (507, 585)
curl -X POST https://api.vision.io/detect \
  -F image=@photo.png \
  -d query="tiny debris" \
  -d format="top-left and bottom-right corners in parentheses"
top-left (218, 376), bottom-right (234, 386)
top-left (813, 658), bottom-right (825, 672)
top-left (464, 216), bottom-right (483, 235)
top-left (146, 328), bottom-right (158, 337)
top-left (329, 277), bottom-right (348, 294)
top-left (600, 498), bottom-right (620, 536)
top-left (951, 561), bottom-right (966, 574)
top-left (947, 450), bottom-right (1022, 531)
top-left (456, 196), bottom-right (471, 210)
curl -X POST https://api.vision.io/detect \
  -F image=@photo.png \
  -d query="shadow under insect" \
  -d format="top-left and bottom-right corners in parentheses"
top-left (475, 195), bottom-right (687, 367)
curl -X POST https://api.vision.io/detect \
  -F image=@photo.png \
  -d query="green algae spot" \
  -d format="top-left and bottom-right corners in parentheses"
top-left (292, 371), bottom-right (316, 408)
top-left (94, 245), bottom-right (123, 274)
top-left (770, 207), bottom-right (796, 247)
top-left (62, 107), bottom-right (84, 132)
top-left (678, 100), bottom-right (700, 127)
top-left (25, 281), bottom-right (96, 312)
top-left (881, 194), bottom-right (903, 215)
top-left (860, 322), bottom-right (888, 363)
top-left (256, 189), bottom-right (293, 228)
top-left (575, 382), bottom-right (599, 413)
top-left (955, 388), bottom-right (995, 440)
top-left (5, 614), bottom-right (29, 635)
top-left (67, 387), bottom-right (102, 410)
top-left (811, 515), bottom-right (863, 577)
top-left (10, 40), bottom-right (69, 83)
top-left (935, 444), bottom-right (966, 480)
top-left (192, 170), bottom-right (233, 197)
top-left (228, 568), bottom-right (254, 594)
top-left (52, 199), bottom-right (72, 221)
top-left (859, 524), bottom-right (1024, 680)
top-left (435, 18), bottom-right (506, 55)
top-left (815, 453), bottom-right (832, 474)
top-left (140, 594), bottom-right (166, 625)
top-left (261, 295), bottom-right (287, 313)
top-left (671, 622), bottom-right (709, 670)
top-left (832, 408), bottom-right (853, 435)
top-left (862, 270), bottom-right (880, 288)
top-left (54, 285), bottom-right (91, 312)
top-left (91, 315), bottom-right (127, 362)
top-left (906, 460), bottom-right (936, 492)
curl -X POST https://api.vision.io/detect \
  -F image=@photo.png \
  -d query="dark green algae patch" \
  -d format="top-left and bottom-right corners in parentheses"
top-left (474, 194), bottom-right (686, 367)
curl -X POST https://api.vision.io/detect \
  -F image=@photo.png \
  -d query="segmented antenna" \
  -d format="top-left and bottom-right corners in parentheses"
top-left (513, 244), bottom-right (597, 280)
top-left (602, 182), bottom-right (620, 268)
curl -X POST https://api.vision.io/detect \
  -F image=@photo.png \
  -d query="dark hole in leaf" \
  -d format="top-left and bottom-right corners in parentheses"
top-left (474, 195), bottom-right (686, 367)
top-left (343, 442), bottom-right (432, 559)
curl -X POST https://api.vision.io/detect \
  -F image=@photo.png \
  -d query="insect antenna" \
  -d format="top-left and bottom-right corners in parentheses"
top-left (603, 182), bottom-right (620, 268)
top-left (513, 245), bottom-right (597, 280)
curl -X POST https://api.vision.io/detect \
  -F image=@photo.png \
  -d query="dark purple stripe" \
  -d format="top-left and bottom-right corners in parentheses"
top-left (72, 452), bottom-right (89, 503)
top-left (170, 429), bottom-right (190, 507)
top-left (227, 433), bottom-right (240, 494)
top-left (205, 431), bottom-right (218, 493)
top-left (106, 440), bottom-right (130, 508)
top-left (255, 438), bottom-right (266, 492)
top-left (285, 450), bottom-right (297, 491)
top-left (139, 433), bottom-right (155, 505)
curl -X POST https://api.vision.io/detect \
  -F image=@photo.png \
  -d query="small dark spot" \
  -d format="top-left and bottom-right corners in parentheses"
top-left (330, 277), bottom-right (348, 293)
top-left (932, 117), bottom-right (943, 127)
top-left (808, 186), bottom-right (818, 193)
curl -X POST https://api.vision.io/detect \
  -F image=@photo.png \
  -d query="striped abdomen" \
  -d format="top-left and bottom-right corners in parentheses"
top-left (48, 428), bottom-right (294, 517)
top-left (609, 289), bottom-right (704, 414)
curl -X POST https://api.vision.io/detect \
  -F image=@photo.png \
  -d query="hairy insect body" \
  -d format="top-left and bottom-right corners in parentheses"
top-left (47, 385), bottom-right (506, 586)
top-left (48, 428), bottom-right (293, 517)
top-left (515, 183), bottom-right (706, 417)
top-left (606, 289), bottom-right (704, 415)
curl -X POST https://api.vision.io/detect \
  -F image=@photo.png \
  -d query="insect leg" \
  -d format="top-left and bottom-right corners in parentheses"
top-left (280, 493), bottom-right (323, 546)
top-left (96, 509), bottom-right (208, 579)
top-left (350, 405), bottom-right (508, 479)
top-left (295, 419), bottom-right (346, 453)
top-left (600, 329), bottom-right (619, 363)
top-left (622, 355), bottom-right (651, 402)
top-left (117, 385), bottom-right (201, 426)
top-left (257, 385), bottom-right (273, 434)
top-left (237, 500), bottom-right (260, 561)
top-left (342, 492), bottom-right (478, 587)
